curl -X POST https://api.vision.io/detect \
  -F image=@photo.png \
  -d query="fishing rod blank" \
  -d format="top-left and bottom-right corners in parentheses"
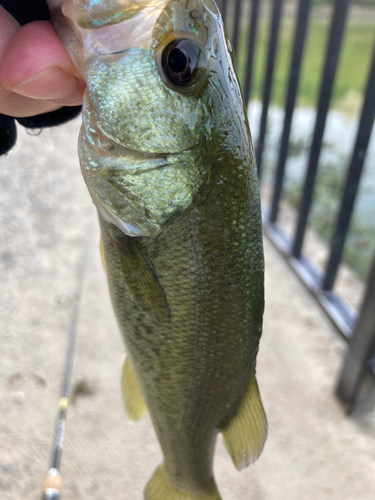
top-left (43, 216), bottom-right (92, 500)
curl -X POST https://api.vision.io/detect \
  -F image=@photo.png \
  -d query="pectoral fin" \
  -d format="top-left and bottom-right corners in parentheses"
top-left (121, 357), bottom-right (147, 421)
top-left (145, 465), bottom-right (222, 500)
top-left (102, 221), bottom-right (170, 323)
top-left (221, 373), bottom-right (267, 470)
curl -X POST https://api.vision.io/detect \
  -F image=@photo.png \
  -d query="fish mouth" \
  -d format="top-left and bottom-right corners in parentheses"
top-left (83, 104), bottom-right (187, 175)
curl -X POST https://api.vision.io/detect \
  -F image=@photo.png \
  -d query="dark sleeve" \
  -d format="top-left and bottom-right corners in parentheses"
top-left (0, 0), bottom-right (82, 155)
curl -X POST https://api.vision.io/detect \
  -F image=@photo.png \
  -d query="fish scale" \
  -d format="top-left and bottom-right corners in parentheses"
top-left (99, 150), bottom-right (263, 493)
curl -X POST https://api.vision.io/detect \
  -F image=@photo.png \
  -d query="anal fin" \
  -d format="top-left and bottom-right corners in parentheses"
top-left (121, 357), bottom-right (147, 422)
top-left (221, 373), bottom-right (267, 470)
top-left (145, 465), bottom-right (222, 500)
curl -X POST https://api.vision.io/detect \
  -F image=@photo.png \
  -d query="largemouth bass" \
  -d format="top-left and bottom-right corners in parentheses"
top-left (48, 1), bottom-right (267, 498)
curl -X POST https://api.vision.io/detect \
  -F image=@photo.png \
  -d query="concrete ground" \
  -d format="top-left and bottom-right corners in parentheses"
top-left (1, 118), bottom-right (374, 500)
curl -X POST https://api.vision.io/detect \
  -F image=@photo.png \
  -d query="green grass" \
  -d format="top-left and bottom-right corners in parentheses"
top-left (236, 16), bottom-right (375, 109)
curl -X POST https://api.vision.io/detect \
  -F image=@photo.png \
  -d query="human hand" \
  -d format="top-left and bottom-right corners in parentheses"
top-left (0, 6), bottom-right (85, 118)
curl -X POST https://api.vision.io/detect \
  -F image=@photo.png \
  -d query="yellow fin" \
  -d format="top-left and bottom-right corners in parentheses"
top-left (222, 374), bottom-right (267, 470)
top-left (145, 465), bottom-right (222, 500)
top-left (121, 357), bottom-right (147, 422)
top-left (99, 237), bottom-right (106, 271)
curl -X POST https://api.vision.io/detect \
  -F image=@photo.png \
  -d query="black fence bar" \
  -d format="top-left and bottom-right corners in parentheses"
top-left (263, 209), bottom-right (358, 340)
top-left (270, 0), bottom-right (312, 223)
top-left (232, 0), bottom-right (242, 56)
top-left (336, 255), bottom-right (375, 412)
top-left (323, 40), bottom-right (375, 292)
top-left (256, 0), bottom-right (284, 176)
top-left (292, 0), bottom-right (351, 259)
top-left (220, 0), bottom-right (228, 26)
top-left (244, 0), bottom-right (260, 106)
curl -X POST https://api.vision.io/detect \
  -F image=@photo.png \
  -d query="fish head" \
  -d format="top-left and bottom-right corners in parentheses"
top-left (49, 1), bottom-right (246, 237)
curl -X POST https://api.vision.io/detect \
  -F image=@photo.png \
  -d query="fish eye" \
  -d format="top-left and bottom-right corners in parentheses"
top-left (162, 39), bottom-right (201, 86)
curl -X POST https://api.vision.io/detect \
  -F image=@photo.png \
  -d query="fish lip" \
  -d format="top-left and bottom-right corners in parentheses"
top-left (82, 92), bottom-right (197, 173)
top-left (85, 120), bottom-right (193, 174)
top-left (99, 130), bottom-right (169, 162)
top-left (88, 135), bottom-right (194, 176)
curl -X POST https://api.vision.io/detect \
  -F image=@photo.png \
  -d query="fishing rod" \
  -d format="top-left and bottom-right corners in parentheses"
top-left (42, 213), bottom-right (93, 500)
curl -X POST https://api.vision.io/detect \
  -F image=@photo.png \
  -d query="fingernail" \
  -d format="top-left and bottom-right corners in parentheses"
top-left (11, 67), bottom-right (79, 100)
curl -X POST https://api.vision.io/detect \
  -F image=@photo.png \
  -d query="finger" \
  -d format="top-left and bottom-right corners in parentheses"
top-left (0, 91), bottom-right (62, 117)
top-left (0, 6), bottom-right (20, 56)
top-left (0, 20), bottom-right (85, 109)
top-left (0, 7), bottom-right (60, 116)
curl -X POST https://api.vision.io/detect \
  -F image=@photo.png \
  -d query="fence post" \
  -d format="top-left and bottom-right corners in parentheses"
top-left (336, 255), bottom-right (375, 412)
top-left (270, 0), bottom-right (312, 223)
top-left (322, 39), bottom-right (375, 292)
top-left (256, 0), bottom-right (284, 177)
top-left (292, 0), bottom-right (351, 259)
top-left (220, 0), bottom-right (228, 25)
top-left (244, 0), bottom-right (260, 106)
top-left (232, 0), bottom-right (242, 55)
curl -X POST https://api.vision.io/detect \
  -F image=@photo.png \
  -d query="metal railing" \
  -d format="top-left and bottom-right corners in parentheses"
top-left (216, 0), bottom-right (375, 412)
